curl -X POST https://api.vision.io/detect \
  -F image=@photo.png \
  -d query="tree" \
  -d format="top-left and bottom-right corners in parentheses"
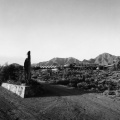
top-left (117, 60), bottom-right (120, 70)
top-left (0, 64), bottom-right (23, 84)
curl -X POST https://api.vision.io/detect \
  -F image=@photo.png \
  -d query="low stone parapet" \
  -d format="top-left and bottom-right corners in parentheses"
top-left (1, 83), bottom-right (42, 98)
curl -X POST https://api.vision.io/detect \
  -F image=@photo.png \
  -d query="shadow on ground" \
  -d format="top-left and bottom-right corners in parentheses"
top-left (29, 82), bottom-right (102, 98)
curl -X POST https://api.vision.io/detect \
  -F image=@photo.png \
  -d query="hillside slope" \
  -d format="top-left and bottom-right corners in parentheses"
top-left (94, 53), bottom-right (120, 65)
top-left (1, 83), bottom-right (120, 120)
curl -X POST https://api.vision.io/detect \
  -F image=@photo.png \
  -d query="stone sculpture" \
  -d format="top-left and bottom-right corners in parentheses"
top-left (24, 51), bottom-right (31, 84)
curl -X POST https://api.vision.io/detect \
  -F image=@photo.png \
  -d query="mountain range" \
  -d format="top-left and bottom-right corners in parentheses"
top-left (33, 53), bottom-right (120, 66)
top-left (34, 57), bottom-right (80, 66)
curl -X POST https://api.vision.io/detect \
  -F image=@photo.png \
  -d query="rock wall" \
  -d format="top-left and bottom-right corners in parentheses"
top-left (1, 83), bottom-right (26, 98)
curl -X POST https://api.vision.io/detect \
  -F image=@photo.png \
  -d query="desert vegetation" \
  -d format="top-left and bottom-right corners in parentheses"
top-left (1, 59), bottom-right (120, 96)
top-left (0, 63), bottom-right (24, 85)
top-left (32, 62), bottom-right (120, 96)
top-left (1, 57), bottom-right (120, 119)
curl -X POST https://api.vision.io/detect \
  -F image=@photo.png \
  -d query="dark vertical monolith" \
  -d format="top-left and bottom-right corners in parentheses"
top-left (27, 51), bottom-right (31, 83)
top-left (24, 51), bottom-right (31, 85)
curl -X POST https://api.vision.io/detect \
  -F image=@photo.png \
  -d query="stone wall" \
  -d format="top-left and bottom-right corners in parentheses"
top-left (1, 83), bottom-right (26, 98)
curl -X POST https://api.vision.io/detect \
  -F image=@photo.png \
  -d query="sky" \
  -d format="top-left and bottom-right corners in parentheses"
top-left (0, 0), bottom-right (120, 65)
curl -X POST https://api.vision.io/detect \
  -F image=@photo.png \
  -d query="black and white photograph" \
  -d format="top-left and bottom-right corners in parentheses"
top-left (0, 0), bottom-right (120, 119)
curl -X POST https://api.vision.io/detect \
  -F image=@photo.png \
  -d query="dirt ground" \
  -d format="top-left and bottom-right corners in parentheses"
top-left (1, 82), bottom-right (120, 120)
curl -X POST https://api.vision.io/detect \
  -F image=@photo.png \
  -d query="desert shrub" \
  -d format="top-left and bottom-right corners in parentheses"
top-left (97, 84), bottom-right (108, 91)
top-left (85, 78), bottom-right (90, 83)
top-left (117, 81), bottom-right (120, 89)
top-left (108, 91), bottom-right (116, 95)
top-left (117, 61), bottom-right (120, 70)
top-left (88, 83), bottom-right (96, 88)
top-left (84, 73), bottom-right (90, 78)
top-left (103, 90), bottom-right (116, 95)
top-left (0, 64), bottom-right (23, 84)
top-left (0, 65), bottom-right (9, 82)
top-left (42, 74), bottom-right (51, 81)
top-left (107, 81), bottom-right (117, 90)
top-left (77, 82), bottom-right (89, 90)
top-left (70, 78), bottom-right (80, 84)
top-left (78, 77), bottom-right (84, 82)
top-left (8, 65), bottom-right (20, 81)
top-left (32, 74), bottom-right (38, 79)
top-left (81, 75), bottom-right (85, 81)
top-left (69, 77), bottom-right (83, 87)
top-left (7, 79), bottom-right (22, 85)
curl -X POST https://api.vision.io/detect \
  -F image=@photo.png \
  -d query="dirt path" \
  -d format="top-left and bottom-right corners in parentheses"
top-left (1, 83), bottom-right (120, 120)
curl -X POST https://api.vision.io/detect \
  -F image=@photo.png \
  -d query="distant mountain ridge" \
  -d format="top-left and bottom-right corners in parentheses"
top-left (35, 57), bottom-right (81, 66)
top-left (32, 53), bottom-right (120, 66)
top-left (94, 53), bottom-right (120, 65)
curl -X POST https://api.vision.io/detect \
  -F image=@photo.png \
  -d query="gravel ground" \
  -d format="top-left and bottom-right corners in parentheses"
top-left (0, 83), bottom-right (120, 120)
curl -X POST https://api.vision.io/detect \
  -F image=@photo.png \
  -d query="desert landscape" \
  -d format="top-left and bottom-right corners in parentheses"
top-left (1, 53), bottom-right (120, 120)
top-left (1, 80), bottom-right (120, 120)
top-left (1, 0), bottom-right (120, 119)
